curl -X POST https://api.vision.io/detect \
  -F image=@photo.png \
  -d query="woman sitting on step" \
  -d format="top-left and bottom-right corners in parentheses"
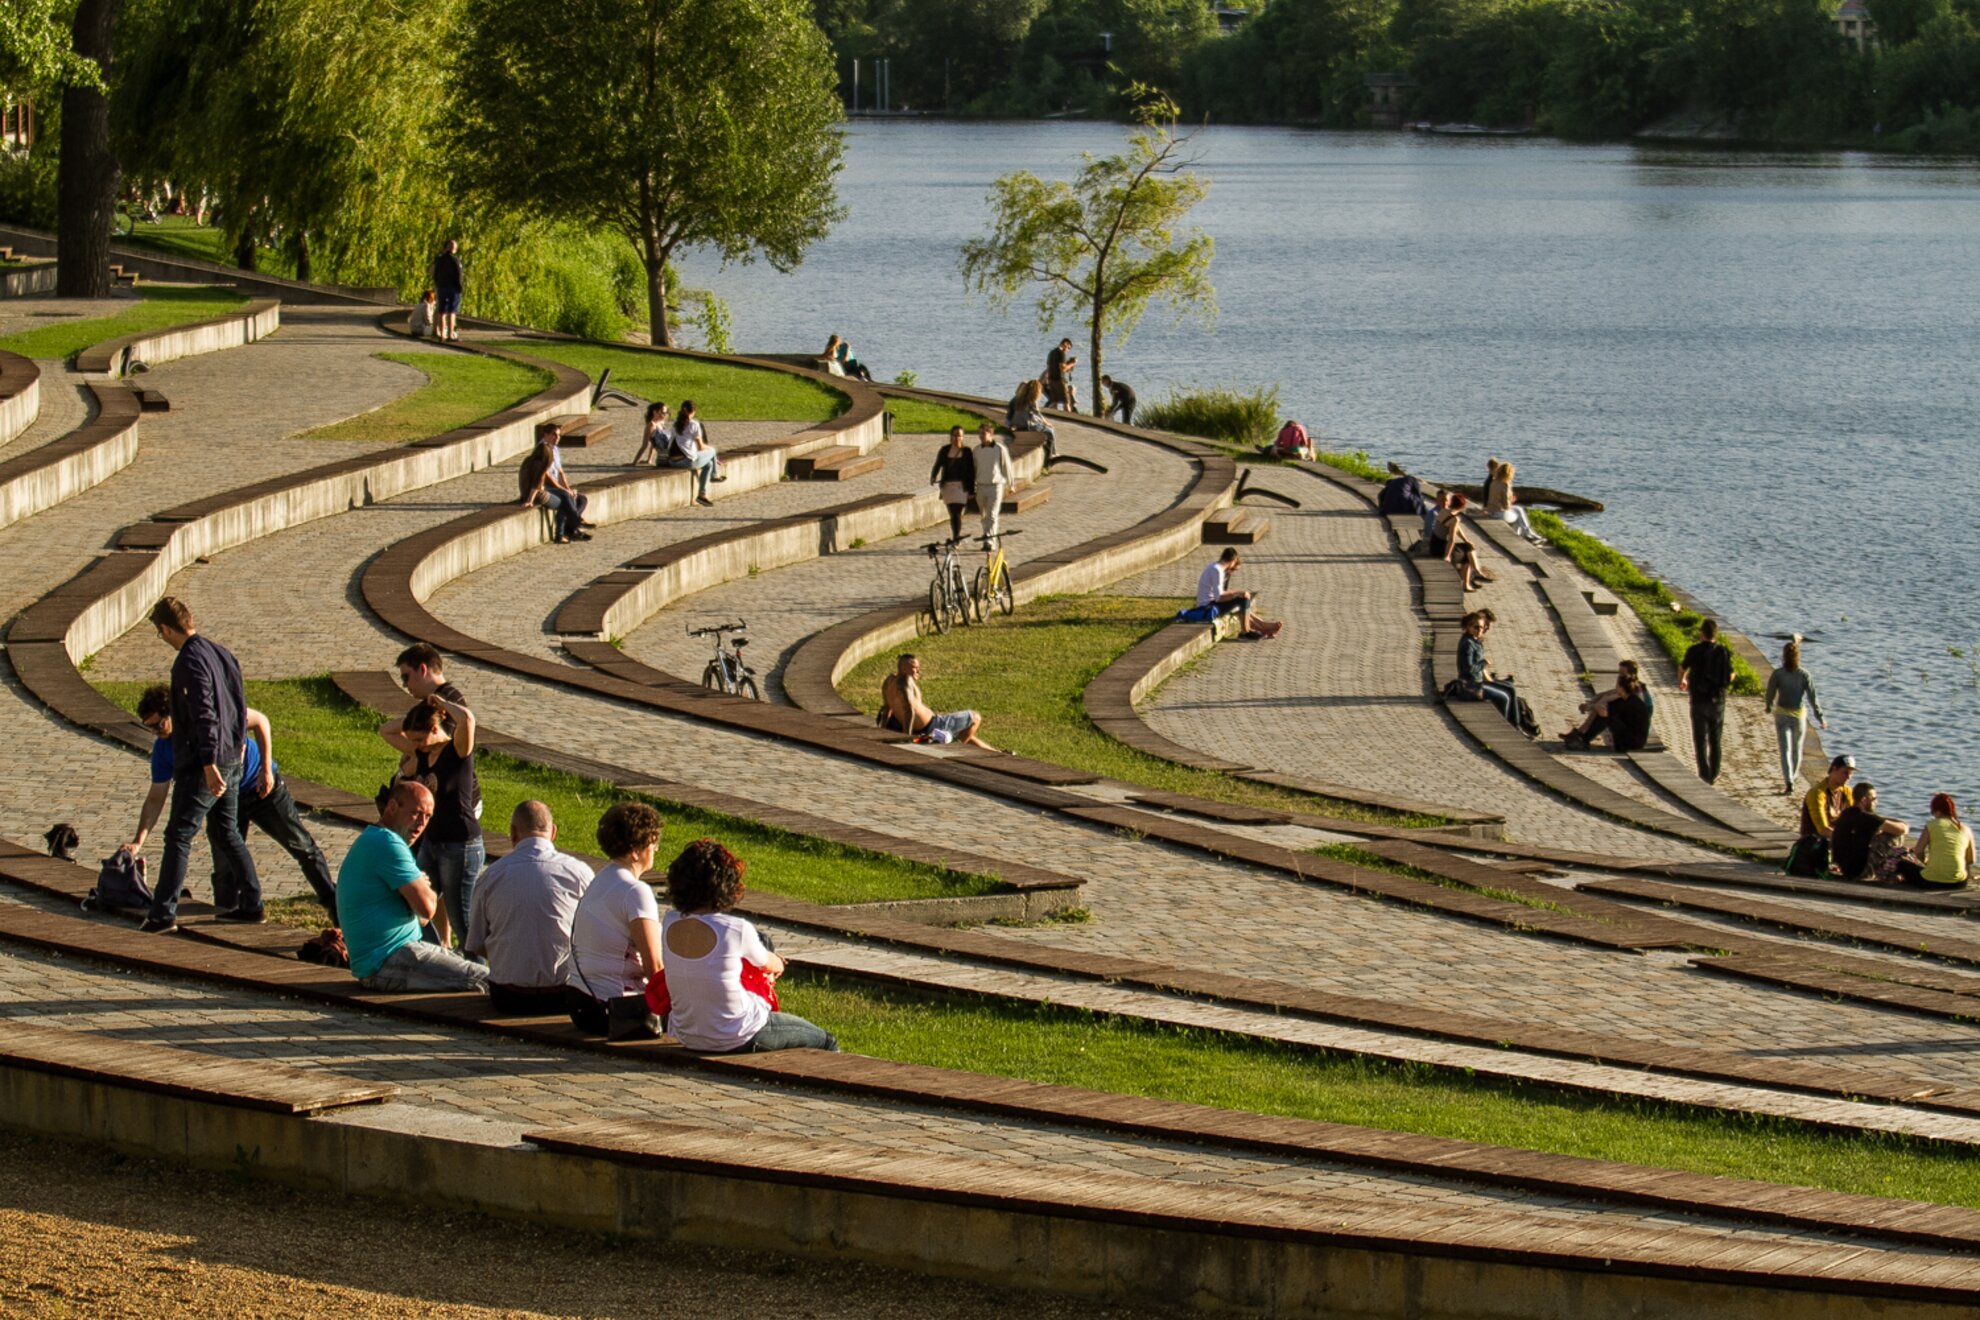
top-left (1561, 660), bottom-right (1654, 753)
top-left (1433, 493), bottom-right (1495, 592)
top-left (1484, 458), bottom-right (1545, 545)
top-left (1454, 610), bottom-right (1522, 729)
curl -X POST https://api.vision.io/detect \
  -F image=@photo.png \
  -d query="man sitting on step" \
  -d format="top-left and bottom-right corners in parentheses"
top-left (1197, 548), bottom-right (1282, 640)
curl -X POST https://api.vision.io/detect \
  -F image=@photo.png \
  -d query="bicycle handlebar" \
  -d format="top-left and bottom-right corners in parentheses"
top-left (687, 620), bottom-right (747, 637)
top-left (971, 529), bottom-right (1023, 545)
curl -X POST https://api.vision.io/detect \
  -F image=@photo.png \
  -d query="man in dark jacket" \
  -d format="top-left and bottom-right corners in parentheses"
top-left (1678, 618), bottom-right (1735, 784)
top-left (431, 238), bottom-right (463, 342)
top-left (141, 596), bottom-right (262, 932)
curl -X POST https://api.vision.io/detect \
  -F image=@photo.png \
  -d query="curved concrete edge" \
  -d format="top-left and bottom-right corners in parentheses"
top-left (0, 261), bottom-right (59, 299)
top-left (0, 347), bottom-right (43, 445)
top-left (76, 297), bottom-right (281, 378)
top-left (0, 381), bottom-right (140, 534)
top-left (0, 223), bottom-right (399, 307)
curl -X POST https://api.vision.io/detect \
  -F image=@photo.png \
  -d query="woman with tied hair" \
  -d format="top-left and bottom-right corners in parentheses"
top-left (1005, 377), bottom-right (1056, 461)
top-left (631, 400), bottom-right (671, 467)
top-left (1483, 458), bottom-right (1543, 545)
top-left (670, 399), bottom-right (723, 506)
top-left (1895, 795), bottom-right (1975, 888)
top-left (658, 839), bottom-right (838, 1053)
top-left (1764, 636), bottom-right (1827, 795)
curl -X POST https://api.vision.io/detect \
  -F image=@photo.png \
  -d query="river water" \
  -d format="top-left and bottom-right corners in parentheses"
top-left (680, 121), bottom-right (1980, 814)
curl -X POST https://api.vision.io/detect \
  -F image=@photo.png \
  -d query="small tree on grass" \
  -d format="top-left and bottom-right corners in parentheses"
top-left (960, 90), bottom-right (1215, 415)
top-left (446, 0), bottom-right (845, 347)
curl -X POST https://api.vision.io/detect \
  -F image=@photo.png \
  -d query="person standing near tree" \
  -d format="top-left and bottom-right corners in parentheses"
top-left (431, 239), bottom-right (463, 342)
top-left (1678, 619), bottom-right (1735, 784)
top-left (1044, 338), bottom-right (1077, 410)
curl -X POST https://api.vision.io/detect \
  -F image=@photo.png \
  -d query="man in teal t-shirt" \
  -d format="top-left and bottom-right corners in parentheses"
top-left (337, 781), bottom-right (488, 993)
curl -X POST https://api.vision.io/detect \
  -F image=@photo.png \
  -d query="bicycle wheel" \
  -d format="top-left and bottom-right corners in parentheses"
top-left (971, 566), bottom-right (990, 620)
top-left (951, 565), bottom-right (974, 626)
top-left (993, 563), bottom-right (1015, 616)
top-left (738, 676), bottom-right (761, 701)
top-left (927, 576), bottom-right (952, 634)
top-left (702, 661), bottom-right (730, 694)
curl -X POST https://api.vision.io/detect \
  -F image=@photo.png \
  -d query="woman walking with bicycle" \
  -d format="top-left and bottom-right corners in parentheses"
top-left (970, 422), bottom-right (1013, 548)
top-left (930, 426), bottom-right (975, 543)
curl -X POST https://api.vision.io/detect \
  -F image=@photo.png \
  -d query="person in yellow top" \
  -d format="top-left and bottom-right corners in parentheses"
top-left (1801, 755), bottom-right (1854, 840)
top-left (1896, 794), bottom-right (1975, 888)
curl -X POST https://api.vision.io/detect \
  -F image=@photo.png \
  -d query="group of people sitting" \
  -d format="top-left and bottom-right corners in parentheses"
top-left (324, 644), bottom-right (836, 1054)
top-left (1796, 756), bottom-right (1975, 888)
top-left (632, 400), bottom-right (726, 505)
top-left (1380, 460), bottom-right (1546, 594)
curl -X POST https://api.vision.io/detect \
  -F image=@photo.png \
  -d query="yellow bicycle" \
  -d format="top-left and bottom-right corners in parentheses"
top-left (970, 529), bottom-right (1021, 621)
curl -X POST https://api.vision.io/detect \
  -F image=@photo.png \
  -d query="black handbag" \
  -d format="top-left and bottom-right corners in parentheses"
top-left (569, 893), bottom-right (663, 1041)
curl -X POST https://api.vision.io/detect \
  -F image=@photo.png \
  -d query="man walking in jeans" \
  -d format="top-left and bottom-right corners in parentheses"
top-left (139, 597), bottom-right (262, 932)
top-left (1679, 618), bottom-right (1735, 784)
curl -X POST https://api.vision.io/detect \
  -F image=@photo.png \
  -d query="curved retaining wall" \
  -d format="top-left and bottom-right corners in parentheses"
top-left (0, 261), bottom-right (58, 299)
top-left (0, 382), bottom-right (140, 534)
top-left (76, 297), bottom-right (281, 378)
top-left (0, 348), bottom-right (39, 445)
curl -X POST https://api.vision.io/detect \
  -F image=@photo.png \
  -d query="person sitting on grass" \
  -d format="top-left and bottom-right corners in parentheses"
top-left (1197, 548), bottom-right (1283, 640)
top-left (565, 802), bottom-right (665, 1038)
top-left (1894, 794), bottom-right (1975, 889)
top-left (338, 781), bottom-right (489, 994)
top-left (656, 839), bottom-right (838, 1054)
top-left (1561, 661), bottom-right (1654, 752)
top-left (879, 653), bottom-right (1000, 750)
top-left (1830, 784), bottom-right (1911, 883)
top-left (1272, 419), bottom-right (1314, 461)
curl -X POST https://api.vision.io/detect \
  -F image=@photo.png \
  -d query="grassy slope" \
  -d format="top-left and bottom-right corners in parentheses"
top-left (93, 678), bottom-right (1002, 906)
top-left (782, 972), bottom-right (1980, 1208)
top-left (0, 286), bottom-right (252, 361)
top-left (837, 594), bottom-right (1438, 826)
top-left (504, 340), bottom-right (844, 424)
top-left (299, 352), bottom-right (552, 444)
top-left (125, 218), bottom-right (296, 278)
top-left (885, 397), bottom-right (985, 435)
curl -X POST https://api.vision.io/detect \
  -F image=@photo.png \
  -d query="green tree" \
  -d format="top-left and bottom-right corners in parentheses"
top-left (960, 90), bottom-right (1214, 415)
top-left (447, 0), bottom-right (846, 347)
top-left (1, 0), bottom-right (102, 91)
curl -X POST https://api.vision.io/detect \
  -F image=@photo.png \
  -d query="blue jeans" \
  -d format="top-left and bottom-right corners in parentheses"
top-left (538, 488), bottom-right (584, 539)
top-left (150, 758), bottom-right (259, 923)
top-left (746, 1011), bottom-right (839, 1053)
top-left (1775, 710), bottom-right (1807, 789)
top-left (416, 835), bottom-right (485, 946)
top-left (672, 449), bottom-right (716, 498)
top-left (361, 940), bottom-right (489, 993)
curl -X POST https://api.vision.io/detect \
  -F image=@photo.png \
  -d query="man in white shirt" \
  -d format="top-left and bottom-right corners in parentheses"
top-left (464, 800), bottom-right (594, 1014)
top-left (1197, 548), bottom-right (1282, 639)
top-left (969, 422), bottom-right (1014, 544)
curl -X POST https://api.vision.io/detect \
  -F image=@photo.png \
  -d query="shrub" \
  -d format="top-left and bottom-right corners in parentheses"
top-left (1138, 384), bottom-right (1281, 449)
top-left (0, 152), bottom-right (59, 230)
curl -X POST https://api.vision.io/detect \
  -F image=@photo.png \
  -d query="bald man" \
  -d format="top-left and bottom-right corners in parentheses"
top-left (337, 781), bottom-right (488, 994)
top-left (465, 801), bottom-right (595, 1013)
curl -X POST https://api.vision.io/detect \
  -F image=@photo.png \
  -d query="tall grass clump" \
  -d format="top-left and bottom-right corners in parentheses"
top-left (1138, 384), bottom-right (1281, 449)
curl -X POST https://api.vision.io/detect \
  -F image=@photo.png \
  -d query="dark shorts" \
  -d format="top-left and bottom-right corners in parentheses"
top-left (436, 289), bottom-right (462, 315)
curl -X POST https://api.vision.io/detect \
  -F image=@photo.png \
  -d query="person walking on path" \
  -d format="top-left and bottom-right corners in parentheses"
top-left (1197, 548), bottom-right (1283, 640)
top-left (123, 684), bottom-right (335, 914)
top-left (970, 421), bottom-right (1013, 546)
top-left (431, 239), bottom-right (463, 342)
top-left (519, 422), bottom-right (591, 543)
top-left (1678, 619), bottom-right (1735, 784)
top-left (138, 597), bottom-right (263, 933)
top-left (467, 801), bottom-right (594, 1015)
top-left (930, 426), bottom-right (975, 543)
top-left (1765, 637), bottom-right (1826, 795)
top-left (1100, 374), bottom-right (1136, 426)
top-left (1895, 794), bottom-right (1976, 888)
top-left (339, 781), bottom-right (489, 994)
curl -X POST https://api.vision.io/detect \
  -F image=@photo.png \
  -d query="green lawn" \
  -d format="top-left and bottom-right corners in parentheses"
top-left (298, 352), bottom-right (552, 444)
top-left (125, 217), bottom-right (296, 278)
top-left (783, 971), bottom-right (1980, 1208)
top-left (502, 339), bottom-right (845, 424)
top-left (885, 396), bottom-right (986, 435)
top-left (94, 677), bottom-right (1004, 907)
top-left (837, 594), bottom-right (1440, 826)
top-left (0, 286), bottom-right (252, 362)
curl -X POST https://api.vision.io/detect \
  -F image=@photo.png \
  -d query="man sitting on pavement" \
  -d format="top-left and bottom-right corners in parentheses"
top-left (880, 654), bottom-right (999, 751)
top-left (464, 801), bottom-right (594, 1014)
top-left (122, 684), bottom-right (336, 914)
top-left (1198, 548), bottom-right (1283, 640)
top-left (337, 781), bottom-right (489, 994)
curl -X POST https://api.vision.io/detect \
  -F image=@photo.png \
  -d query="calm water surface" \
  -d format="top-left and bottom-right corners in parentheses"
top-left (681, 122), bottom-right (1980, 812)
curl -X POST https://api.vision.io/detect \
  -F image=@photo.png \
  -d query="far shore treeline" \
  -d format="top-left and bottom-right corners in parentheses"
top-left (3, 0), bottom-right (1976, 342)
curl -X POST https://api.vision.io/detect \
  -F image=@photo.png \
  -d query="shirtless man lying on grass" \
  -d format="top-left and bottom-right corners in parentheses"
top-left (879, 654), bottom-right (1000, 751)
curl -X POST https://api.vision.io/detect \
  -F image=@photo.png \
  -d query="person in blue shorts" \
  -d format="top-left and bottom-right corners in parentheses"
top-left (878, 654), bottom-right (1000, 751)
top-left (431, 239), bottom-right (463, 342)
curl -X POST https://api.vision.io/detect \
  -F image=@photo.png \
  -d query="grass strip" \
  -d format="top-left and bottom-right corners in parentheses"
top-left (780, 970), bottom-right (1980, 1208)
top-left (1530, 510), bottom-right (1763, 696)
top-left (1314, 448), bottom-right (1389, 483)
top-left (298, 351), bottom-right (552, 444)
top-left (93, 677), bottom-right (1004, 908)
top-left (501, 339), bottom-right (845, 424)
top-left (1312, 842), bottom-right (1567, 914)
top-left (837, 594), bottom-right (1441, 827)
top-left (124, 218), bottom-right (297, 277)
top-left (0, 285), bottom-right (252, 362)
top-left (884, 396), bottom-right (986, 435)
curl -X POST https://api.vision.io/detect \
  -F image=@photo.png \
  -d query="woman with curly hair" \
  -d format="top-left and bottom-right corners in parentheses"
top-left (660, 839), bottom-right (838, 1053)
top-left (565, 802), bottom-right (664, 1036)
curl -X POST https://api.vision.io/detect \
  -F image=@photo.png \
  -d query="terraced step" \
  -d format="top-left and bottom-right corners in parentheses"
top-left (787, 445), bottom-right (882, 480)
top-left (1003, 482), bottom-right (1050, 514)
top-left (1203, 508), bottom-right (1269, 544)
top-left (134, 387), bottom-right (169, 413)
top-left (549, 414), bottom-right (611, 448)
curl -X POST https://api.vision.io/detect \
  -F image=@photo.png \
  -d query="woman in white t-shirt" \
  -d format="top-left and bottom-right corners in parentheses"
top-left (565, 802), bottom-right (664, 1036)
top-left (660, 839), bottom-right (838, 1053)
top-left (671, 399), bottom-right (723, 506)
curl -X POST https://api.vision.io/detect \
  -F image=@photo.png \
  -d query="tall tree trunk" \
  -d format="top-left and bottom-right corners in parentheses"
top-left (640, 220), bottom-right (671, 347)
top-left (55, 0), bottom-right (124, 298)
top-left (1089, 306), bottom-right (1105, 418)
top-left (234, 223), bottom-right (257, 272)
top-left (290, 231), bottom-right (310, 283)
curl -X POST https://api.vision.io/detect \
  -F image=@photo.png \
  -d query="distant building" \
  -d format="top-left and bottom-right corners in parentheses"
top-left (1365, 73), bottom-right (1415, 129)
top-left (1, 98), bottom-right (33, 153)
top-left (1834, 0), bottom-right (1878, 50)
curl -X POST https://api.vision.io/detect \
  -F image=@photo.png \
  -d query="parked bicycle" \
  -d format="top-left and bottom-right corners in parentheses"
top-left (689, 620), bottom-right (759, 699)
top-left (923, 537), bottom-right (973, 635)
top-left (971, 529), bottom-right (1021, 620)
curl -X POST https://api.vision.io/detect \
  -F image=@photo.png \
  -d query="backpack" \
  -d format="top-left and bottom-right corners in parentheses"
top-left (83, 850), bottom-right (153, 915)
top-left (1783, 836), bottom-right (1830, 878)
top-left (1379, 474), bottom-right (1425, 516)
top-left (1274, 421), bottom-right (1309, 454)
top-left (1176, 604), bottom-right (1221, 624)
